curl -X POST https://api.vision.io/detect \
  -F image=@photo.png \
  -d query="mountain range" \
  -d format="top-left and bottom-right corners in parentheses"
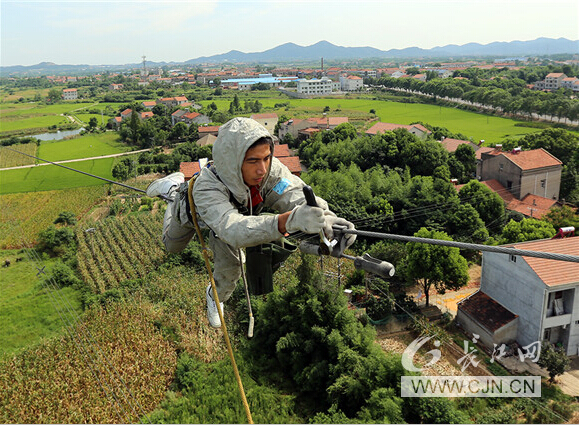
top-left (2, 37), bottom-right (577, 75)
top-left (185, 38), bottom-right (579, 64)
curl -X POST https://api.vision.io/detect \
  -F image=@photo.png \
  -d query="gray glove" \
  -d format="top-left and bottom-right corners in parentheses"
top-left (285, 204), bottom-right (325, 234)
top-left (323, 211), bottom-right (357, 248)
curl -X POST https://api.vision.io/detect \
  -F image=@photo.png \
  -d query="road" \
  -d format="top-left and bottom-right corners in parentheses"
top-left (0, 148), bottom-right (152, 171)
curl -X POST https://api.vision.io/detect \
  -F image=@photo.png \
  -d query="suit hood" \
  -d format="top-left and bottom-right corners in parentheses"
top-left (212, 117), bottom-right (273, 204)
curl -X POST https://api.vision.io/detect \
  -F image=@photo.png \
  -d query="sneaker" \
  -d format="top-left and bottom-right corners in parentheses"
top-left (206, 285), bottom-right (223, 328)
top-left (146, 172), bottom-right (185, 198)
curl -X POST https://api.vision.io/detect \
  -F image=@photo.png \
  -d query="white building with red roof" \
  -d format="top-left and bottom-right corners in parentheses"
top-left (469, 236), bottom-right (579, 355)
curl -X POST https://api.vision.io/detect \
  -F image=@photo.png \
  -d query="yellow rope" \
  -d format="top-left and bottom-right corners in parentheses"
top-left (188, 177), bottom-right (254, 424)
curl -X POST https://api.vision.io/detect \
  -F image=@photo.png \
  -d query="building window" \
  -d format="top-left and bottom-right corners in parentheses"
top-left (544, 328), bottom-right (551, 340)
top-left (541, 179), bottom-right (546, 188)
top-left (510, 254), bottom-right (517, 263)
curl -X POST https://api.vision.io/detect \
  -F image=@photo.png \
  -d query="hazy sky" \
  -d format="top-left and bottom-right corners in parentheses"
top-left (1, 0), bottom-right (578, 66)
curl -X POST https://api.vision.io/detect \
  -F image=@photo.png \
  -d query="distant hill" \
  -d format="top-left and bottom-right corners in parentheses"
top-left (185, 37), bottom-right (579, 63)
top-left (1, 37), bottom-right (577, 75)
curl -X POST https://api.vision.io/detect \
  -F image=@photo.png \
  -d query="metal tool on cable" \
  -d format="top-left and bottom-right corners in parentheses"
top-left (299, 186), bottom-right (395, 279)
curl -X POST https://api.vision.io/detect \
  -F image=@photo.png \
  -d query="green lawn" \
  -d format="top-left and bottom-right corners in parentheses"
top-left (0, 157), bottom-right (116, 194)
top-left (0, 249), bottom-right (83, 359)
top-left (202, 96), bottom-right (540, 143)
top-left (38, 132), bottom-right (130, 161)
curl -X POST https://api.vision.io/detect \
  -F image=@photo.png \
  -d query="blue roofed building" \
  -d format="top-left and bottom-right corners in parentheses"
top-left (221, 74), bottom-right (299, 90)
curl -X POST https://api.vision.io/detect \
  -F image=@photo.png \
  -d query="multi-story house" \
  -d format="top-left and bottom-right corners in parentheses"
top-left (479, 147), bottom-right (562, 201)
top-left (62, 88), bottom-right (78, 100)
top-left (296, 77), bottom-right (340, 95)
top-left (458, 236), bottom-right (579, 356)
top-left (339, 75), bottom-right (363, 91)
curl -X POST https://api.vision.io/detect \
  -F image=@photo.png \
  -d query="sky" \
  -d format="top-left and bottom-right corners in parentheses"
top-left (1, 0), bottom-right (578, 67)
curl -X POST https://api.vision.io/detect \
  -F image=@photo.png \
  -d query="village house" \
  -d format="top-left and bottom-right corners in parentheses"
top-left (109, 83), bottom-right (123, 91)
top-left (277, 116), bottom-right (349, 141)
top-left (62, 88), bottom-right (78, 100)
top-left (365, 122), bottom-right (432, 140)
top-left (458, 235), bottom-right (579, 356)
top-left (250, 113), bottom-right (278, 135)
top-left (339, 74), bottom-right (364, 91)
top-left (478, 147), bottom-right (562, 201)
top-left (171, 110), bottom-right (211, 126)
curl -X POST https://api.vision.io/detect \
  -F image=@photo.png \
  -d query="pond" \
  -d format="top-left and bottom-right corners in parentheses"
top-left (32, 127), bottom-right (85, 141)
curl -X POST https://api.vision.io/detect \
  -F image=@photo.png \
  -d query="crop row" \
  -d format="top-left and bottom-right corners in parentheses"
top-left (76, 212), bottom-right (165, 293)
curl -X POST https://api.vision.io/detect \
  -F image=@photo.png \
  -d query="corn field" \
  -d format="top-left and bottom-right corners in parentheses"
top-left (0, 143), bottom-right (37, 168)
top-left (76, 212), bottom-right (165, 293)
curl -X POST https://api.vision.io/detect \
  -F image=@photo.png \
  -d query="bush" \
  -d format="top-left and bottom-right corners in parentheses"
top-left (243, 254), bottom-right (406, 418)
top-left (44, 261), bottom-right (81, 288)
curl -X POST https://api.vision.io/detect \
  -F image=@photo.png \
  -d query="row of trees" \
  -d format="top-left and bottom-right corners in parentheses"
top-left (372, 72), bottom-right (579, 123)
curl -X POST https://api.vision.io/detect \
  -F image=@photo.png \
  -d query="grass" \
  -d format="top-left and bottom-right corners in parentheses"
top-left (38, 131), bottom-right (130, 161)
top-left (0, 186), bottom-right (106, 248)
top-left (0, 249), bottom-right (82, 359)
top-left (0, 157), bottom-right (116, 194)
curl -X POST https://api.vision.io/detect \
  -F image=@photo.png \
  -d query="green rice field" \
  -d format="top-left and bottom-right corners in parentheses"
top-left (38, 132), bottom-right (130, 161)
top-left (0, 157), bottom-right (116, 194)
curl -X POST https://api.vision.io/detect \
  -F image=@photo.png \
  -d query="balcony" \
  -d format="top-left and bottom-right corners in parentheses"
top-left (544, 313), bottom-right (572, 328)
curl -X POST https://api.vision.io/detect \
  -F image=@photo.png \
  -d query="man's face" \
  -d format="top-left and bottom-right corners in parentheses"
top-left (241, 143), bottom-right (271, 187)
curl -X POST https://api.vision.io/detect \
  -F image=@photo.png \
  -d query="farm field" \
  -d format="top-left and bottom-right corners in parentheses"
top-left (0, 143), bottom-right (37, 167)
top-left (0, 157), bottom-right (115, 195)
top-left (0, 249), bottom-right (82, 358)
top-left (0, 186), bottom-right (106, 248)
top-left (37, 131), bottom-right (130, 161)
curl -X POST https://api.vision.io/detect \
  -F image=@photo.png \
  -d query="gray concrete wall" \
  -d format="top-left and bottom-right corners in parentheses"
top-left (481, 252), bottom-right (545, 348)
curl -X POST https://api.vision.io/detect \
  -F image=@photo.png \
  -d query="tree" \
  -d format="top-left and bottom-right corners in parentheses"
top-left (54, 211), bottom-right (77, 226)
top-left (406, 228), bottom-right (469, 306)
top-left (47, 88), bottom-right (62, 103)
top-left (243, 254), bottom-right (406, 418)
top-left (458, 180), bottom-right (505, 230)
top-left (88, 117), bottom-right (98, 132)
top-left (501, 218), bottom-right (556, 243)
top-left (537, 341), bottom-right (570, 383)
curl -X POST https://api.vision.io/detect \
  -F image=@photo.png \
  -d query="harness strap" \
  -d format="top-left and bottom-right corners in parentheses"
top-left (187, 176), bottom-right (254, 424)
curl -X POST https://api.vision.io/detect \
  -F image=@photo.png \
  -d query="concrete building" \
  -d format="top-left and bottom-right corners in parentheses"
top-left (479, 147), bottom-right (562, 201)
top-left (339, 75), bottom-right (363, 91)
top-left (469, 237), bottom-right (579, 356)
top-left (296, 77), bottom-right (340, 95)
top-left (250, 113), bottom-right (278, 135)
top-left (62, 88), bottom-right (78, 100)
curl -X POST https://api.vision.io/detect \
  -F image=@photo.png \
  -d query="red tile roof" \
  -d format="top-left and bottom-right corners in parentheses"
top-left (273, 144), bottom-right (291, 157)
top-left (500, 148), bottom-right (562, 170)
top-left (184, 112), bottom-right (200, 119)
top-left (277, 156), bottom-right (302, 175)
top-left (180, 162), bottom-right (201, 181)
top-left (366, 122), bottom-right (431, 135)
top-left (458, 291), bottom-right (518, 332)
top-left (251, 113), bottom-right (278, 120)
top-left (440, 138), bottom-right (477, 153)
top-left (506, 237), bottom-right (579, 286)
top-left (475, 146), bottom-right (494, 160)
top-left (199, 126), bottom-right (220, 134)
top-left (507, 194), bottom-right (558, 219)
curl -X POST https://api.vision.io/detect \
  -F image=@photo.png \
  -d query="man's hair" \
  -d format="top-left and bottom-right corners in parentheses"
top-left (248, 136), bottom-right (272, 150)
